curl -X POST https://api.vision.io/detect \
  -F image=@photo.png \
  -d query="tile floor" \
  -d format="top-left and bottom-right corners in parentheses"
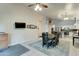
top-left (20, 36), bottom-right (79, 56)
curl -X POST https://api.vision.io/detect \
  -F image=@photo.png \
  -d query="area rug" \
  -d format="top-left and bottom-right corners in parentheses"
top-left (28, 40), bottom-right (70, 56)
top-left (0, 44), bottom-right (29, 56)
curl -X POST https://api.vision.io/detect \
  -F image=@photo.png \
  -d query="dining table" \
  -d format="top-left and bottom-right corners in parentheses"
top-left (48, 34), bottom-right (56, 40)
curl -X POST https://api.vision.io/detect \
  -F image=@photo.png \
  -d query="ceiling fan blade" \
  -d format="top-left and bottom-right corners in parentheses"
top-left (41, 4), bottom-right (48, 8)
top-left (28, 4), bottom-right (35, 7)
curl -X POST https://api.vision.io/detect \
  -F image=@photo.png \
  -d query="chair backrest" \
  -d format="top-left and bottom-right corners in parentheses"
top-left (42, 32), bottom-right (48, 37)
top-left (42, 32), bottom-right (45, 40)
top-left (42, 32), bottom-right (48, 43)
top-left (55, 32), bottom-right (59, 40)
top-left (45, 32), bottom-right (48, 36)
top-left (57, 33), bottom-right (59, 40)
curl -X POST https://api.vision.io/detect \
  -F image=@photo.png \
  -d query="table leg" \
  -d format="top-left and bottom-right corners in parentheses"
top-left (73, 37), bottom-right (74, 46)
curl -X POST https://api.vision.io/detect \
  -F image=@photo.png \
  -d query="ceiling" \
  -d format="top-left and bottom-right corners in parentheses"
top-left (24, 3), bottom-right (79, 20)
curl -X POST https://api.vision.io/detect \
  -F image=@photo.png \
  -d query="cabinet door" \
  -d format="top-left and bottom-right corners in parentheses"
top-left (0, 35), bottom-right (8, 49)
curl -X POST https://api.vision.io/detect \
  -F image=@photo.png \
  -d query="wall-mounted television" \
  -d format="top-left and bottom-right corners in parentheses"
top-left (15, 22), bottom-right (26, 28)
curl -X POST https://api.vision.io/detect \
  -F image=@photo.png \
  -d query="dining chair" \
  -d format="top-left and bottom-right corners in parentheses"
top-left (42, 32), bottom-right (53, 48)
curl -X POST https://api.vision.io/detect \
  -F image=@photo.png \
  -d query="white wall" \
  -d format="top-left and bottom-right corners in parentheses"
top-left (0, 4), bottom-right (43, 45)
top-left (42, 16), bottom-right (49, 32)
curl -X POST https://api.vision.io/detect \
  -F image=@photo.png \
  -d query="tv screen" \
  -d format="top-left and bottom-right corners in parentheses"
top-left (15, 22), bottom-right (26, 28)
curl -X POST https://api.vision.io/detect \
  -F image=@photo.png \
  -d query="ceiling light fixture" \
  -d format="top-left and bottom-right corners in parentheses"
top-left (58, 11), bottom-right (70, 20)
top-left (28, 3), bottom-right (48, 11)
top-left (64, 17), bottom-right (69, 20)
top-left (34, 4), bottom-right (42, 11)
top-left (63, 11), bottom-right (69, 20)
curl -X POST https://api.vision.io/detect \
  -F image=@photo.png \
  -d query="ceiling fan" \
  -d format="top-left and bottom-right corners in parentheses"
top-left (28, 3), bottom-right (48, 8)
top-left (28, 3), bottom-right (48, 11)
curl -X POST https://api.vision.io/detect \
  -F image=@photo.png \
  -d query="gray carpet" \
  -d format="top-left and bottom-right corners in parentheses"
top-left (0, 44), bottom-right (29, 56)
top-left (28, 40), bottom-right (70, 56)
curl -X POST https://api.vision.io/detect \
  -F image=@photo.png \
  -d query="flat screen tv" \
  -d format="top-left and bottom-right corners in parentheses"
top-left (15, 22), bottom-right (26, 28)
